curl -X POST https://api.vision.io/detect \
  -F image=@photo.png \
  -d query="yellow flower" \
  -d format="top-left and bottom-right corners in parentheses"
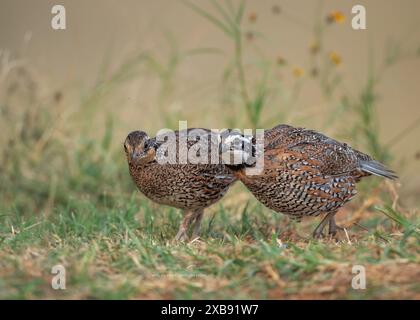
top-left (326, 11), bottom-right (345, 24)
top-left (329, 51), bottom-right (342, 66)
top-left (292, 66), bottom-right (304, 78)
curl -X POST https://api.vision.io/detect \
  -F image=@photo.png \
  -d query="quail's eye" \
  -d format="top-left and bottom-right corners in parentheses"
top-left (123, 143), bottom-right (128, 152)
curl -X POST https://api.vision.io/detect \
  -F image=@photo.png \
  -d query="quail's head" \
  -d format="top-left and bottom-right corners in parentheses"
top-left (124, 131), bottom-right (155, 165)
top-left (219, 131), bottom-right (256, 166)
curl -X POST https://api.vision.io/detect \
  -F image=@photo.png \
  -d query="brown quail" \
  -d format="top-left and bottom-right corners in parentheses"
top-left (124, 129), bottom-right (236, 241)
top-left (223, 124), bottom-right (397, 238)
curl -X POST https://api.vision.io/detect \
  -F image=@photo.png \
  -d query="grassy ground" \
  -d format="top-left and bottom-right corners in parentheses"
top-left (0, 1), bottom-right (419, 299)
top-left (0, 182), bottom-right (419, 299)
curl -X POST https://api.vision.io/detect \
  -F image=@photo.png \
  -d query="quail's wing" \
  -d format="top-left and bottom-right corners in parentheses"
top-left (264, 125), bottom-right (370, 177)
top-left (267, 125), bottom-right (397, 179)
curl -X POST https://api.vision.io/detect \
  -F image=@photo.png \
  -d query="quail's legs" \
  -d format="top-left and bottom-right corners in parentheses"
top-left (191, 209), bottom-right (204, 240)
top-left (312, 211), bottom-right (337, 238)
top-left (175, 210), bottom-right (195, 242)
top-left (328, 215), bottom-right (344, 236)
top-left (175, 209), bottom-right (204, 242)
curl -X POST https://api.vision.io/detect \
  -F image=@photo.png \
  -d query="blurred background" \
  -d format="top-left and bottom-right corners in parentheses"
top-left (1, 0), bottom-right (419, 212)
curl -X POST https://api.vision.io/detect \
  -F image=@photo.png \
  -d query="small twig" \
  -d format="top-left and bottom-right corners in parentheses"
top-left (343, 228), bottom-right (352, 245)
top-left (385, 180), bottom-right (400, 210)
top-left (189, 236), bottom-right (201, 244)
top-left (23, 221), bottom-right (42, 231)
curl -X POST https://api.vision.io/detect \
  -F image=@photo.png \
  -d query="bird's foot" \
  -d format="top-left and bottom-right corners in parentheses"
top-left (191, 217), bottom-right (202, 240)
top-left (312, 212), bottom-right (337, 239)
top-left (312, 230), bottom-right (326, 239)
top-left (328, 218), bottom-right (345, 237)
top-left (174, 229), bottom-right (189, 242)
top-left (174, 209), bottom-right (203, 242)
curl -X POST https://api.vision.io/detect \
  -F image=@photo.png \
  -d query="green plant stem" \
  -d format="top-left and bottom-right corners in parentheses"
top-left (234, 34), bottom-right (252, 126)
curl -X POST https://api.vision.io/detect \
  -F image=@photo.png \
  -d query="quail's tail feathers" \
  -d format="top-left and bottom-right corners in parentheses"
top-left (360, 160), bottom-right (398, 180)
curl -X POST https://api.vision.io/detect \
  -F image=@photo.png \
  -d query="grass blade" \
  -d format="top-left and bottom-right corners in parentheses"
top-left (235, 0), bottom-right (246, 24)
top-left (182, 0), bottom-right (234, 38)
top-left (210, 0), bottom-right (239, 34)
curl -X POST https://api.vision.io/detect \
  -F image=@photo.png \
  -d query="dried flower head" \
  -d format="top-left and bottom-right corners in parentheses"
top-left (245, 31), bottom-right (255, 41)
top-left (54, 91), bottom-right (63, 103)
top-left (309, 41), bottom-right (320, 55)
top-left (276, 56), bottom-right (287, 65)
top-left (326, 11), bottom-right (345, 24)
top-left (248, 12), bottom-right (257, 23)
top-left (310, 67), bottom-right (319, 77)
top-left (272, 5), bottom-right (281, 15)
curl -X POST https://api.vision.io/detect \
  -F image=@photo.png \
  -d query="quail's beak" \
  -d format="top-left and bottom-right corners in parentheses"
top-left (131, 151), bottom-right (143, 161)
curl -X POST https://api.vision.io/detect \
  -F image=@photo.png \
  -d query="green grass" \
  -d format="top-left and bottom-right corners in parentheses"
top-left (0, 191), bottom-right (418, 299)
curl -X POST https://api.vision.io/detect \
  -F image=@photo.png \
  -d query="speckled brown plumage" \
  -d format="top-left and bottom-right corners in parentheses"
top-left (226, 124), bottom-right (397, 238)
top-left (124, 129), bottom-right (236, 241)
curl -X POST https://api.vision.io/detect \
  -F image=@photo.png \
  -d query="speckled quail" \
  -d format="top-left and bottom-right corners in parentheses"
top-left (124, 129), bottom-right (236, 241)
top-left (223, 124), bottom-right (397, 238)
